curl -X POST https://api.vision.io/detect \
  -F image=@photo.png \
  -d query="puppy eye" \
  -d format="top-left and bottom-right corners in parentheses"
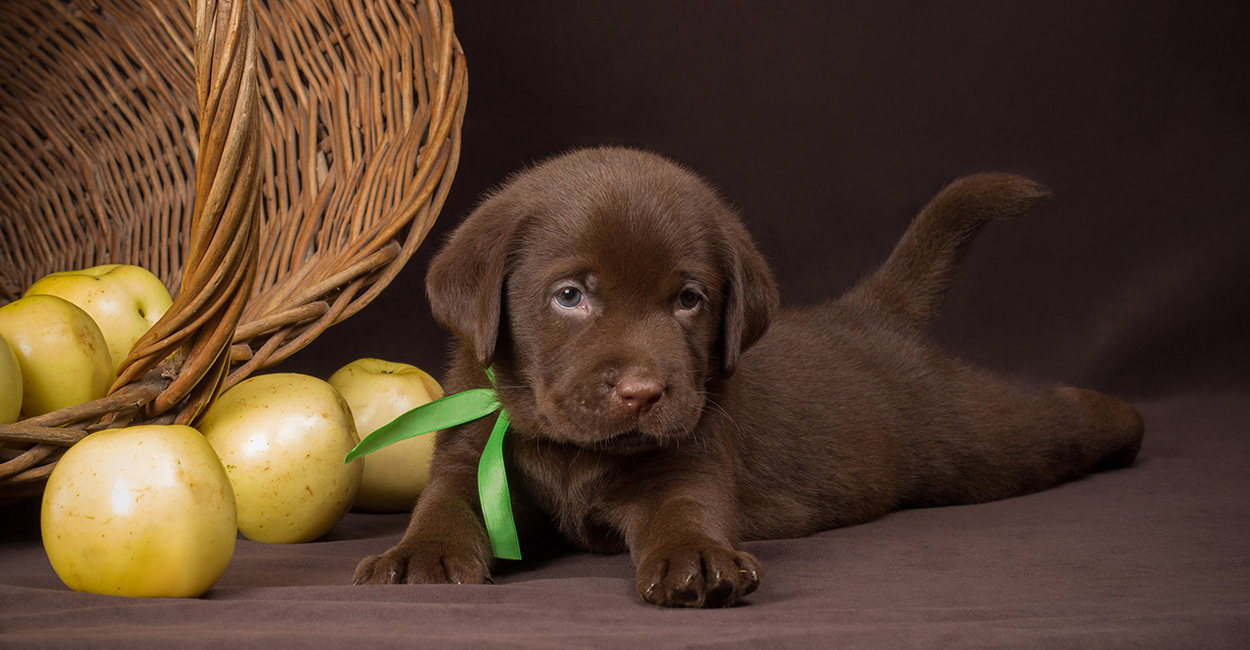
top-left (554, 286), bottom-right (585, 310)
top-left (676, 289), bottom-right (702, 311)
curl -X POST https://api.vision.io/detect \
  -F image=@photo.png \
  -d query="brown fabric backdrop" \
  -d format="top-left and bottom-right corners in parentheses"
top-left (3, 1), bottom-right (1247, 646)
top-left (285, 0), bottom-right (1249, 401)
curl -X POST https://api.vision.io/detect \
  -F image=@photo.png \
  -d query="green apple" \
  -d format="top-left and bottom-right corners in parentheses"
top-left (198, 373), bottom-right (362, 543)
top-left (0, 295), bottom-right (115, 417)
top-left (328, 358), bottom-right (445, 513)
top-left (41, 424), bottom-right (237, 598)
top-left (0, 332), bottom-right (20, 423)
top-left (24, 263), bottom-right (173, 373)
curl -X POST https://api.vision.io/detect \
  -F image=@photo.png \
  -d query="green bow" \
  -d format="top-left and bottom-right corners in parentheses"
top-left (344, 369), bottom-right (521, 561)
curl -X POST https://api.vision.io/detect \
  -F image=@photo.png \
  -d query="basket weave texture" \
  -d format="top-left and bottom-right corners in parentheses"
top-left (0, 0), bottom-right (466, 500)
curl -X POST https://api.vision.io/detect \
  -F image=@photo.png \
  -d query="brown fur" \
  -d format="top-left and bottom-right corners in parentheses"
top-left (353, 147), bottom-right (1144, 607)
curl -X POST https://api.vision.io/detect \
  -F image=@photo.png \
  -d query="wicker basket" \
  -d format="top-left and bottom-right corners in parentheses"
top-left (0, 0), bottom-right (466, 501)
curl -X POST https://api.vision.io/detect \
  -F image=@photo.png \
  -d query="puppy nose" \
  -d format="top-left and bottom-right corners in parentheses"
top-left (614, 377), bottom-right (664, 416)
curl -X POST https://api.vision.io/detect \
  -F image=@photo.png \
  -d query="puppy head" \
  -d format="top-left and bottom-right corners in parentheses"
top-left (427, 147), bottom-right (778, 452)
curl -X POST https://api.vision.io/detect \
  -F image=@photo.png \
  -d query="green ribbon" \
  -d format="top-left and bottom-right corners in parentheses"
top-left (344, 369), bottom-right (521, 561)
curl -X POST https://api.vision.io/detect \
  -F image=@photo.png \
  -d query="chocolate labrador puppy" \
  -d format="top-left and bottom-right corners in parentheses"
top-left (354, 147), bottom-right (1144, 608)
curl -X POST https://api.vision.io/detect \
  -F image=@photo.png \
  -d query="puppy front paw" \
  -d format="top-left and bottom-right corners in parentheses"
top-left (636, 545), bottom-right (762, 608)
top-left (353, 541), bottom-right (491, 586)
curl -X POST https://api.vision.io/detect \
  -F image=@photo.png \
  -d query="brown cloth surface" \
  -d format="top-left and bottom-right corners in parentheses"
top-left (2, 395), bottom-right (1247, 646)
top-left (3, 1), bottom-right (1247, 646)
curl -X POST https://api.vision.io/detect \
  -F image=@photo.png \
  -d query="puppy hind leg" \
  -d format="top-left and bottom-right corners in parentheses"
top-left (993, 385), bottom-right (1144, 499)
top-left (902, 383), bottom-right (1144, 508)
top-left (991, 387), bottom-right (1144, 502)
top-left (1048, 386), bottom-right (1144, 472)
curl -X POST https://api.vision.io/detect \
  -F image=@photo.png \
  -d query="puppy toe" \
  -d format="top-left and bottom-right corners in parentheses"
top-left (404, 542), bottom-right (491, 585)
top-left (353, 552), bottom-right (406, 585)
top-left (703, 547), bottom-right (761, 607)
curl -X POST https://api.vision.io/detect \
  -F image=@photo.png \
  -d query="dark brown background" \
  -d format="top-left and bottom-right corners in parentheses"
top-left (4, 2), bottom-right (1247, 646)
top-left (281, 0), bottom-right (1249, 401)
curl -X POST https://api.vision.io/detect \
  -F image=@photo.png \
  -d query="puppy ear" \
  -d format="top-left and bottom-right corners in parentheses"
top-left (426, 193), bottom-right (525, 367)
top-left (718, 217), bottom-right (779, 377)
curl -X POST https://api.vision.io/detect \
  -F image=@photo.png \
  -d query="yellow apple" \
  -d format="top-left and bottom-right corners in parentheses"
top-left (0, 295), bottom-right (115, 417)
top-left (0, 332), bottom-right (20, 423)
top-left (328, 358), bottom-right (445, 513)
top-left (41, 424), bottom-right (237, 598)
top-left (198, 373), bottom-right (363, 543)
top-left (24, 264), bottom-right (173, 373)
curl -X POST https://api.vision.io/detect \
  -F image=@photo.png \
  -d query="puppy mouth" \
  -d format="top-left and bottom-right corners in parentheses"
top-left (594, 428), bottom-right (663, 455)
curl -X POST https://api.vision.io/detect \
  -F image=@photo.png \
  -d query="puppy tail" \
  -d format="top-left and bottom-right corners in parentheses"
top-left (842, 173), bottom-right (1051, 331)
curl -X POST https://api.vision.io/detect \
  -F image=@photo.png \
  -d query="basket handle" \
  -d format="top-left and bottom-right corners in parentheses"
top-left (112, 0), bottom-right (262, 424)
